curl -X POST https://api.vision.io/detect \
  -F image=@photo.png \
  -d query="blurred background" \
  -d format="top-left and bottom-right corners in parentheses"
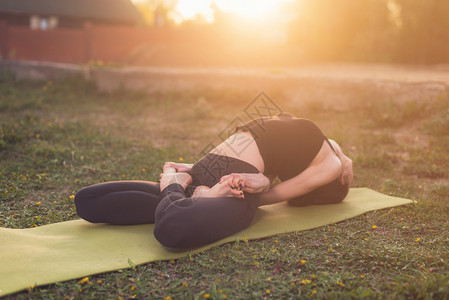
top-left (0, 0), bottom-right (448, 67)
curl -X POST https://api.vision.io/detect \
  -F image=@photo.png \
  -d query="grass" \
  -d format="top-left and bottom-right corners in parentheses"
top-left (0, 75), bottom-right (448, 299)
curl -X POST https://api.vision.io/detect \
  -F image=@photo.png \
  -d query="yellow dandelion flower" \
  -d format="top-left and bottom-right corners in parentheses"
top-left (203, 293), bottom-right (210, 298)
top-left (33, 224), bottom-right (37, 227)
top-left (169, 260), bottom-right (175, 264)
top-left (266, 277), bottom-right (271, 281)
top-left (337, 281), bottom-right (345, 287)
top-left (179, 157), bottom-right (184, 162)
top-left (415, 238), bottom-right (421, 242)
top-left (36, 201), bottom-right (41, 205)
top-left (265, 289), bottom-right (271, 294)
top-left (372, 225), bottom-right (378, 229)
top-left (364, 238), bottom-right (368, 241)
top-left (271, 248), bottom-right (277, 252)
top-left (312, 274), bottom-right (316, 279)
top-left (360, 275), bottom-right (365, 278)
top-left (142, 168), bottom-right (146, 172)
top-left (96, 280), bottom-right (102, 284)
top-left (298, 232), bottom-right (302, 236)
top-left (218, 289), bottom-right (223, 293)
top-left (301, 279), bottom-right (311, 285)
top-left (310, 290), bottom-right (317, 295)
top-left (75, 178), bottom-right (80, 183)
top-left (223, 295), bottom-right (228, 300)
top-left (182, 282), bottom-right (188, 287)
top-left (164, 296), bottom-right (172, 300)
top-left (78, 277), bottom-right (90, 285)
top-left (69, 195), bottom-right (75, 200)
top-left (297, 259), bottom-right (306, 265)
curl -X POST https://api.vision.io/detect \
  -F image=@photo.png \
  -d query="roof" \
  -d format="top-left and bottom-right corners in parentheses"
top-left (0, 0), bottom-right (142, 23)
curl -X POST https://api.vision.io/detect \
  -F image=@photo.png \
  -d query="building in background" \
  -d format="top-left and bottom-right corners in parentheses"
top-left (0, 0), bottom-right (147, 63)
top-left (0, 0), bottom-right (143, 30)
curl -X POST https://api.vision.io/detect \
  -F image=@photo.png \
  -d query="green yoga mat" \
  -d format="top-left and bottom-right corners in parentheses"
top-left (0, 188), bottom-right (412, 297)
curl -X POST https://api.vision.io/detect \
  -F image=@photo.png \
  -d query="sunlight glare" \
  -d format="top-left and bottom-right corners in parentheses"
top-left (169, 0), bottom-right (294, 24)
top-left (215, 0), bottom-right (284, 19)
top-left (172, 0), bottom-right (215, 24)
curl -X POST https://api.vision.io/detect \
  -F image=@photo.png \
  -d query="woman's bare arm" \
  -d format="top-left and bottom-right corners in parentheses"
top-left (328, 139), bottom-right (353, 187)
top-left (258, 141), bottom-right (342, 206)
top-left (219, 172), bottom-right (272, 194)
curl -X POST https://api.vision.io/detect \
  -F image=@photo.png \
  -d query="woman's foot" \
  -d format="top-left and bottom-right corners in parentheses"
top-left (160, 172), bottom-right (192, 191)
top-left (193, 182), bottom-right (244, 199)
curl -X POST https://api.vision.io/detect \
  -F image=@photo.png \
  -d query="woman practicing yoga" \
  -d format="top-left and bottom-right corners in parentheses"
top-left (75, 112), bottom-right (353, 248)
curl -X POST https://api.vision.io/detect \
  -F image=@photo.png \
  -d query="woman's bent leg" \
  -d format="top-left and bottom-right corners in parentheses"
top-left (154, 183), bottom-right (260, 248)
top-left (75, 181), bottom-right (161, 225)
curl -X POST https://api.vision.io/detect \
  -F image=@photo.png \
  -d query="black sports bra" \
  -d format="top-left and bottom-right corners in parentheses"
top-left (236, 113), bottom-right (327, 181)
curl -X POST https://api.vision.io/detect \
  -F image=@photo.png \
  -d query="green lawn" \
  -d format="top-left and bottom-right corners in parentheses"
top-left (0, 75), bottom-right (448, 299)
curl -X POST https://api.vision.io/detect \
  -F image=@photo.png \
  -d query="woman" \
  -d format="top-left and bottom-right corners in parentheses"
top-left (75, 113), bottom-right (353, 248)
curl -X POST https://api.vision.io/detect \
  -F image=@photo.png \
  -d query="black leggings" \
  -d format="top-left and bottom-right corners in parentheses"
top-left (75, 153), bottom-right (260, 249)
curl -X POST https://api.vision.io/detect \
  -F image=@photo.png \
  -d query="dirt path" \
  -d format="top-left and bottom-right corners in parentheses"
top-left (4, 60), bottom-right (449, 109)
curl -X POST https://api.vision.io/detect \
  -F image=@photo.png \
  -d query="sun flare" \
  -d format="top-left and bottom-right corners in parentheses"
top-left (172, 0), bottom-right (215, 23)
top-left (216, 0), bottom-right (286, 19)
top-left (170, 0), bottom-right (294, 24)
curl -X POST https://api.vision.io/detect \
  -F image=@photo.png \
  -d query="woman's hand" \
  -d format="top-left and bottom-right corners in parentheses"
top-left (163, 162), bottom-right (194, 173)
top-left (219, 173), bottom-right (271, 194)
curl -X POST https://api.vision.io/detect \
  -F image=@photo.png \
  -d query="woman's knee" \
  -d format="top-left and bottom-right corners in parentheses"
top-left (153, 217), bottom-right (193, 248)
top-left (154, 197), bottom-right (257, 249)
top-left (74, 187), bottom-right (99, 222)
